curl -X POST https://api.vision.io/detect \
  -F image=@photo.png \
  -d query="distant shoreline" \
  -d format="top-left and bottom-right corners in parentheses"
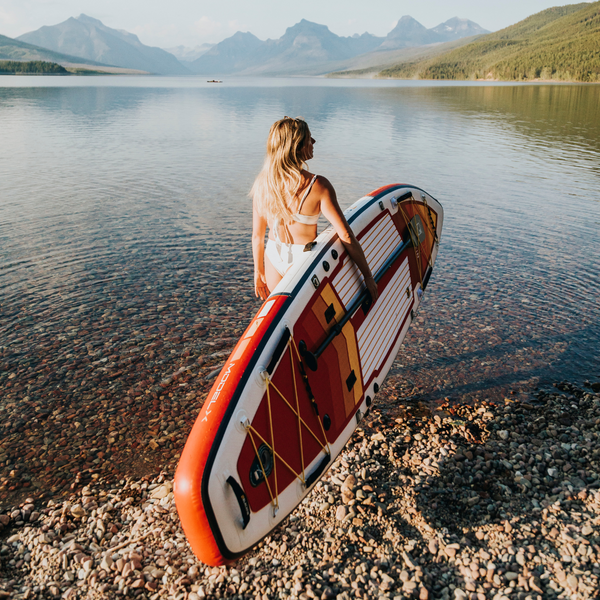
top-left (0, 72), bottom-right (145, 76)
top-left (328, 72), bottom-right (598, 84)
top-left (1, 70), bottom-right (598, 83)
top-left (0, 60), bottom-right (150, 76)
top-left (62, 63), bottom-right (150, 75)
top-left (0, 72), bottom-right (108, 76)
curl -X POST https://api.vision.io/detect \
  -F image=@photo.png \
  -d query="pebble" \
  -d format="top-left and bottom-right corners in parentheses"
top-left (69, 505), bottom-right (85, 519)
top-left (335, 505), bottom-right (347, 521)
top-left (151, 483), bottom-right (172, 499)
top-left (341, 474), bottom-right (356, 493)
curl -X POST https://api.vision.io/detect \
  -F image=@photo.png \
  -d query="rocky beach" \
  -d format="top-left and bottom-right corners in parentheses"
top-left (2, 376), bottom-right (600, 600)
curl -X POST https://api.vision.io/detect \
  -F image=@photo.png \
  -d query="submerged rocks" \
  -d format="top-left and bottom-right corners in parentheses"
top-left (0, 267), bottom-right (260, 507)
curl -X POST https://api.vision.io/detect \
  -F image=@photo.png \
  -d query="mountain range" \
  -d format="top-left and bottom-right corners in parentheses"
top-left (8, 14), bottom-right (488, 76)
top-left (2, 5), bottom-right (595, 82)
top-left (189, 17), bottom-right (488, 75)
top-left (16, 14), bottom-right (189, 75)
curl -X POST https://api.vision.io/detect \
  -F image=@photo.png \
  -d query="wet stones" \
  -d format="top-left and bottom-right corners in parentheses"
top-left (0, 267), bottom-right (260, 508)
top-left (335, 506), bottom-right (347, 521)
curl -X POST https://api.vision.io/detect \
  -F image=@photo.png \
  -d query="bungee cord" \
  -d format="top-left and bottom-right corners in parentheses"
top-left (242, 333), bottom-right (331, 513)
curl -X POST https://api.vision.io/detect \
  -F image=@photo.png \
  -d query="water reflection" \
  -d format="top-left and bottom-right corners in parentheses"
top-left (1, 80), bottom-right (599, 418)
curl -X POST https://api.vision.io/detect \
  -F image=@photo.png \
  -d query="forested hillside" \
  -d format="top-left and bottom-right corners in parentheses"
top-left (0, 60), bottom-right (67, 73)
top-left (380, 2), bottom-right (600, 82)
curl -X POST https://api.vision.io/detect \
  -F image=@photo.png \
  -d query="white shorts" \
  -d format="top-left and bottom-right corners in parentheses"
top-left (265, 238), bottom-right (306, 277)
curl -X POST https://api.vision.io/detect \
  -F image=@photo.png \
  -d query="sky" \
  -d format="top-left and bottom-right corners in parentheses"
top-left (0, 0), bottom-right (592, 48)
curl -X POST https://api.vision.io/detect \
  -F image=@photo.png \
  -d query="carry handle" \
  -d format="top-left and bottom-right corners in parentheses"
top-left (304, 454), bottom-right (330, 489)
top-left (226, 476), bottom-right (251, 529)
top-left (300, 235), bottom-right (413, 371)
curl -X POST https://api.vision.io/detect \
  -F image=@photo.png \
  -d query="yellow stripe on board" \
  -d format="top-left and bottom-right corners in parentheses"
top-left (320, 285), bottom-right (344, 328)
top-left (341, 322), bottom-right (363, 408)
top-left (310, 283), bottom-right (363, 418)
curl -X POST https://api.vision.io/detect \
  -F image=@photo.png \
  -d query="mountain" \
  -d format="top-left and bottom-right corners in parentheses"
top-left (246, 20), bottom-right (384, 74)
top-left (164, 43), bottom-right (214, 63)
top-left (189, 31), bottom-right (264, 75)
top-left (431, 17), bottom-right (490, 42)
top-left (190, 20), bottom-right (384, 75)
top-left (379, 2), bottom-right (600, 82)
top-left (0, 32), bottom-right (107, 66)
top-left (16, 14), bottom-right (189, 75)
top-left (378, 16), bottom-right (441, 50)
top-left (378, 15), bottom-right (489, 50)
top-left (346, 32), bottom-right (384, 56)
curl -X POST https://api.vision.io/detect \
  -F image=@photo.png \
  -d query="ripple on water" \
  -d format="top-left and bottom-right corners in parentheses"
top-left (0, 80), bottom-right (599, 501)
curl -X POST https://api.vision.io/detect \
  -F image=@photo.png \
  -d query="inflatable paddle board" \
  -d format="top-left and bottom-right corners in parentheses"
top-left (175, 184), bottom-right (443, 566)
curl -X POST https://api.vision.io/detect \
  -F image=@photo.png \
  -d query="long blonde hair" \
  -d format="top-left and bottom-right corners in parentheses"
top-left (250, 116), bottom-right (311, 224)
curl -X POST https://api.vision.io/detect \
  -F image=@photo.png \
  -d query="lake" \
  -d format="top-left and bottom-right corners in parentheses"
top-left (0, 76), bottom-right (599, 498)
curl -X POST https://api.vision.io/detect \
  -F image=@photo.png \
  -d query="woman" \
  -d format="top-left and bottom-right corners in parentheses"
top-left (251, 117), bottom-right (378, 303)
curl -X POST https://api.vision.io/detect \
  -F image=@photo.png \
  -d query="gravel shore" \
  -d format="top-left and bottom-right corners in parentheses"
top-left (2, 378), bottom-right (600, 600)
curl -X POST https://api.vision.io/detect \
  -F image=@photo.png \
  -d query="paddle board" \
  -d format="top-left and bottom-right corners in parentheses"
top-left (174, 184), bottom-right (443, 566)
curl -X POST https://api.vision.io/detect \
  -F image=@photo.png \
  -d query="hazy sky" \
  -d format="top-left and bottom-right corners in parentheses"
top-left (0, 0), bottom-right (591, 48)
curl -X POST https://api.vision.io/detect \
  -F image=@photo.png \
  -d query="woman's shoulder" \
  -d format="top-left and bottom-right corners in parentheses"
top-left (312, 174), bottom-right (334, 196)
top-left (301, 170), bottom-right (331, 189)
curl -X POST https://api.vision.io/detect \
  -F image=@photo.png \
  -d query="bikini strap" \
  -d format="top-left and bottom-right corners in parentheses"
top-left (272, 217), bottom-right (293, 245)
top-left (297, 175), bottom-right (318, 214)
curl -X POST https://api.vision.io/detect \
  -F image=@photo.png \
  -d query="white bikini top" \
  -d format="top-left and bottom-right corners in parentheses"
top-left (272, 175), bottom-right (320, 245)
top-left (291, 174), bottom-right (320, 225)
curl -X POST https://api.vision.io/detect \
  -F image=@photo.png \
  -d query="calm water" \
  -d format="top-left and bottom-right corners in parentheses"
top-left (1, 77), bottom-right (599, 418)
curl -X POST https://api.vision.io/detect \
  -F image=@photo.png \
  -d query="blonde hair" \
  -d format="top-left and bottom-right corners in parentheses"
top-left (250, 116), bottom-right (311, 224)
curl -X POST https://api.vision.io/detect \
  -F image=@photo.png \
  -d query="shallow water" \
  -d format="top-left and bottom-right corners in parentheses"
top-left (1, 77), bottom-right (599, 436)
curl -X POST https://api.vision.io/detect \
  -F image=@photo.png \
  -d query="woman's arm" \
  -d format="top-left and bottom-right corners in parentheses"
top-left (252, 204), bottom-right (270, 300)
top-left (318, 177), bottom-right (379, 303)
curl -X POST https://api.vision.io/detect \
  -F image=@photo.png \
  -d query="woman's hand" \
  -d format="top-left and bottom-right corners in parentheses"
top-left (318, 177), bottom-right (379, 304)
top-left (365, 275), bottom-right (379, 303)
top-left (255, 270), bottom-right (270, 300)
top-left (252, 205), bottom-right (270, 301)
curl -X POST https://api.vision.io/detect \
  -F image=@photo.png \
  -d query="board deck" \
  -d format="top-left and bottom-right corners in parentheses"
top-left (174, 184), bottom-right (443, 566)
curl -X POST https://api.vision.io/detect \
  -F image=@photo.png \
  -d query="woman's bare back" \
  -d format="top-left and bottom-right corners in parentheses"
top-left (269, 170), bottom-right (321, 245)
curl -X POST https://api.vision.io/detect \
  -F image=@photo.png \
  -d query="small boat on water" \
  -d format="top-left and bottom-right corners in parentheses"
top-left (207, 79), bottom-right (223, 83)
